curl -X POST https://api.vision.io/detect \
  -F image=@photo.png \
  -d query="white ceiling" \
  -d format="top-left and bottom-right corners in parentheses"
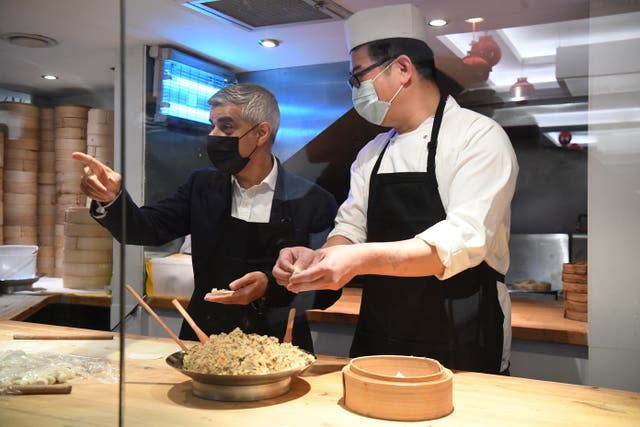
top-left (0, 0), bottom-right (604, 97)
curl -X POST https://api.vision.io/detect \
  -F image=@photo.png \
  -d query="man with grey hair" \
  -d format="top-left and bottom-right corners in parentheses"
top-left (73, 83), bottom-right (340, 352)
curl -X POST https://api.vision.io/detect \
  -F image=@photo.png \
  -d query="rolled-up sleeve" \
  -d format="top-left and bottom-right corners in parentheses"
top-left (416, 119), bottom-right (518, 279)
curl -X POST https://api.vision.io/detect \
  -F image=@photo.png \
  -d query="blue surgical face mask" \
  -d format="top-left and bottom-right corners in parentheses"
top-left (352, 59), bottom-right (404, 125)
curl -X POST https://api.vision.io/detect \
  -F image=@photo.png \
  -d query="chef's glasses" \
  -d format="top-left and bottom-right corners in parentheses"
top-left (348, 56), bottom-right (394, 88)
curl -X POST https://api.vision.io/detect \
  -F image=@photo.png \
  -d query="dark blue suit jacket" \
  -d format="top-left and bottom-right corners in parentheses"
top-left (92, 160), bottom-right (341, 349)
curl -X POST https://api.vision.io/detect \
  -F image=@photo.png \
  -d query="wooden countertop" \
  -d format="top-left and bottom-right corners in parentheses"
top-left (2, 286), bottom-right (587, 347)
top-left (305, 287), bottom-right (588, 346)
top-left (0, 320), bottom-right (636, 427)
top-left (0, 293), bottom-right (111, 321)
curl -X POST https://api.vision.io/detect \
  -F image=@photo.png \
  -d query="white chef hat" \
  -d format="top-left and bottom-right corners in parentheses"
top-left (345, 3), bottom-right (428, 52)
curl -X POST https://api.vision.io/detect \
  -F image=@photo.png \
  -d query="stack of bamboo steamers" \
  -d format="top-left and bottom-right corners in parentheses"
top-left (562, 261), bottom-right (588, 322)
top-left (1, 101), bottom-right (114, 289)
top-left (1, 102), bottom-right (39, 246)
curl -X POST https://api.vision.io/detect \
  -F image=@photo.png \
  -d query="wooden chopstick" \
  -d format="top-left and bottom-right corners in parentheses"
top-left (6, 383), bottom-right (72, 395)
top-left (171, 298), bottom-right (208, 344)
top-left (124, 284), bottom-right (188, 352)
top-left (283, 308), bottom-right (296, 344)
top-left (13, 333), bottom-right (114, 340)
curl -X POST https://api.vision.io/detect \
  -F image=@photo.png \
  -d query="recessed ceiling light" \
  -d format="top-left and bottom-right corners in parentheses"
top-left (429, 19), bottom-right (448, 27)
top-left (42, 74), bottom-right (58, 80)
top-left (465, 17), bottom-right (485, 24)
top-left (258, 39), bottom-right (280, 48)
top-left (0, 32), bottom-right (58, 48)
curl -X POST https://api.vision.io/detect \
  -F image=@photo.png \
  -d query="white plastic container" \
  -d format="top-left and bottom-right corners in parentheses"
top-left (145, 254), bottom-right (194, 297)
top-left (0, 245), bottom-right (39, 280)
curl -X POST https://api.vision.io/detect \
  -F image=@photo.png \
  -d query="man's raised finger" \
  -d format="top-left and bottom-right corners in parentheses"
top-left (72, 152), bottom-right (109, 180)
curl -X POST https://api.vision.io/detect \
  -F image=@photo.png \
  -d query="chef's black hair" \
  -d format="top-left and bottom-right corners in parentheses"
top-left (361, 37), bottom-right (436, 81)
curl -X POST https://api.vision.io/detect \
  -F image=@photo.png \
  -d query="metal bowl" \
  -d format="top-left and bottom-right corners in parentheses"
top-left (0, 276), bottom-right (41, 294)
top-left (165, 351), bottom-right (314, 401)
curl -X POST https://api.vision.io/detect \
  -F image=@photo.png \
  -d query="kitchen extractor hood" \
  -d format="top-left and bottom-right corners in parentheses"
top-left (183, 0), bottom-right (352, 31)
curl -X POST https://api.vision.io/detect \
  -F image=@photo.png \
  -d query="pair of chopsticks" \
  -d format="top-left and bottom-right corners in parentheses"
top-left (124, 285), bottom-right (297, 351)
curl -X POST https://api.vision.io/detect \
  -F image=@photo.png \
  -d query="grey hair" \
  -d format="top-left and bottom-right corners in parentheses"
top-left (208, 83), bottom-right (280, 143)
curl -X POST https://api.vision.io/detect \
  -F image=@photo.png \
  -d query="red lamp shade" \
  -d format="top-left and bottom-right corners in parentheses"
top-left (469, 35), bottom-right (502, 68)
top-left (558, 130), bottom-right (572, 146)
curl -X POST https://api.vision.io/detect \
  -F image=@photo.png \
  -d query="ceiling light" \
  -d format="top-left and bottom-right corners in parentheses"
top-left (429, 19), bottom-right (448, 27)
top-left (42, 75), bottom-right (58, 80)
top-left (258, 39), bottom-right (280, 48)
top-left (465, 17), bottom-right (484, 24)
top-left (0, 32), bottom-right (58, 48)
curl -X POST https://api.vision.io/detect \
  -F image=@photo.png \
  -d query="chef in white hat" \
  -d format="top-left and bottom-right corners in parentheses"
top-left (274, 3), bottom-right (518, 374)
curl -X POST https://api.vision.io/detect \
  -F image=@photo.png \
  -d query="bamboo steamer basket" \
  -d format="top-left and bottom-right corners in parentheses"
top-left (87, 122), bottom-right (113, 135)
top-left (0, 101), bottom-right (40, 117)
top-left (38, 229), bottom-right (55, 247)
top-left (564, 292), bottom-right (588, 303)
top-left (54, 105), bottom-right (89, 119)
top-left (38, 172), bottom-right (56, 185)
top-left (55, 138), bottom-right (86, 155)
top-left (5, 147), bottom-right (38, 161)
top-left (40, 138), bottom-right (55, 152)
top-left (3, 206), bottom-right (37, 226)
top-left (1, 124), bottom-right (5, 168)
top-left (3, 192), bottom-right (37, 227)
top-left (39, 149), bottom-right (55, 169)
top-left (87, 109), bottom-right (114, 166)
top-left (40, 107), bottom-right (54, 128)
top-left (3, 170), bottom-right (37, 193)
top-left (563, 262), bottom-right (588, 322)
top-left (342, 355), bottom-right (453, 421)
top-left (5, 146), bottom-right (38, 173)
top-left (88, 108), bottom-right (114, 125)
top-left (5, 138), bottom-right (38, 151)
top-left (38, 184), bottom-right (57, 206)
top-left (55, 127), bottom-right (86, 140)
top-left (37, 245), bottom-right (55, 275)
top-left (86, 147), bottom-right (114, 167)
top-left (0, 102), bottom-right (40, 140)
top-left (62, 207), bottom-right (112, 289)
top-left (38, 183), bottom-right (57, 255)
top-left (65, 236), bottom-right (113, 251)
top-left (3, 158), bottom-right (37, 172)
top-left (55, 117), bottom-right (88, 128)
top-left (87, 133), bottom-right (113, 147)
top-left (3, 225), bottom-right (38, 245)
top-left (62, 275), bottom-right (112, 289)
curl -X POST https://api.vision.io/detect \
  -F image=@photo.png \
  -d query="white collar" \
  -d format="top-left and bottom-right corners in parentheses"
top-left (231, 155), bottom-right (278, 192)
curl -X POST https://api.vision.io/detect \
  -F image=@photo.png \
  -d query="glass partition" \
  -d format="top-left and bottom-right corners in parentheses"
top-left (1, 0), bottom-right (639, 424)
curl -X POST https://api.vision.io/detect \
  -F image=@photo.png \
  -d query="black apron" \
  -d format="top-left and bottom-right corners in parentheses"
top-left (179, 206), bottom-right (295, 343)
top-left (350, 96), bottom-right (505, 373)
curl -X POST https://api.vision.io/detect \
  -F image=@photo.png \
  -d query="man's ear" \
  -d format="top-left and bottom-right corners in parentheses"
top-left (256, 122), bottom-right (272, 146)
top-left (395, 54), bottom-right (413, 85)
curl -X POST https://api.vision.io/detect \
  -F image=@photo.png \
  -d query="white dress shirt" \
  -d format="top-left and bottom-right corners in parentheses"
top-left (230, 157), bottom-right (278, 223)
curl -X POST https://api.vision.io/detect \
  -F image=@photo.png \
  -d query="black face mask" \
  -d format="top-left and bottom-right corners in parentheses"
top-left (206, 124), bottom-right (259, 174)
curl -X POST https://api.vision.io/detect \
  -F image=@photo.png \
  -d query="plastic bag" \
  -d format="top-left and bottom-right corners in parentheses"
top-left (0, 350), bottom-right (118, 393)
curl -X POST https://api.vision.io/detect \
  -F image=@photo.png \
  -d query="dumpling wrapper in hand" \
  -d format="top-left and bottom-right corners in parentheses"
top-left (209, 288), bottom-right (234, 296)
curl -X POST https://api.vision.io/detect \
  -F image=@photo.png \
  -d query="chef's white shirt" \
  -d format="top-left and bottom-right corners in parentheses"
top-left (329, 96), bottom-right (518, 371)
top-left (230, 156), bottom-right (278, 223)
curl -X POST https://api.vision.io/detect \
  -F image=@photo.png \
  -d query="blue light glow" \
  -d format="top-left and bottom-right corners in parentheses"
top-left (158, 59), bottom-right (229, 124)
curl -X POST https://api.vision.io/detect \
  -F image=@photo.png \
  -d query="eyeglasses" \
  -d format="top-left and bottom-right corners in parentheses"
top-left (348, 57), bottom-right (394, 88)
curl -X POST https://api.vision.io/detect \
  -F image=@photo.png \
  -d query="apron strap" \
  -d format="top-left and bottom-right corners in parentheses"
top-left (427, 95), bottom-right (447, 177)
